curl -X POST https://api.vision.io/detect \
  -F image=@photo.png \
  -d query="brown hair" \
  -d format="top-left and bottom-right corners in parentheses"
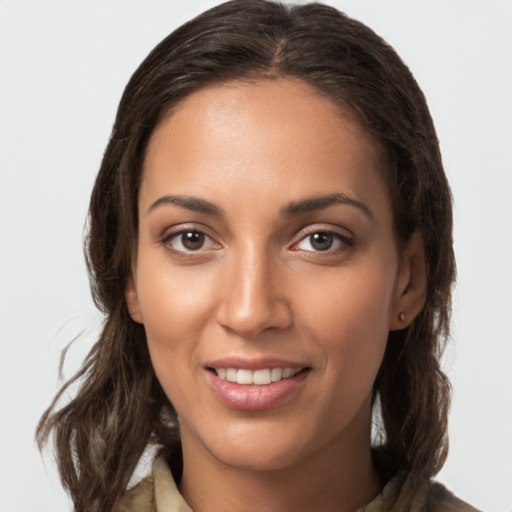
top-left (37, 1), bottom-right (454, 510)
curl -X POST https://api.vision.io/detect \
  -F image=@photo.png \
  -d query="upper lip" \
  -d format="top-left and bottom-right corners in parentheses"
top-left (205, 356), bottom-right (308, 371)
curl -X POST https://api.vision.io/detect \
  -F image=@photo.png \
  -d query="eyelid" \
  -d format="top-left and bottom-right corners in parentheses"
top-left (161, 224), bottom-right (221, 253)
top-left (290, 225), bottom-right (354, 252)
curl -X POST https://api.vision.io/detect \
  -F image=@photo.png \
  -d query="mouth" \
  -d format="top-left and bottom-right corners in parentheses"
top-left (207, 367), bottom-right (307, 385)
top-left (205, 361), bottom-right (310, 411)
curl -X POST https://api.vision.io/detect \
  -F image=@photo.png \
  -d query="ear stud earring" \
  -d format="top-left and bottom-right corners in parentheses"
top-left (399, 312), bottom-right (406, 322)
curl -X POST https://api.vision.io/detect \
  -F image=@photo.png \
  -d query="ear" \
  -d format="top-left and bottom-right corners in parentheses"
top-left (125, 274), bottom-right (143, 324)
top-left (389, 231), bottom-right (427, 331)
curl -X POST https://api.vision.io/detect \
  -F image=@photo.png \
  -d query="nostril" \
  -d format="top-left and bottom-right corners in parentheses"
top-left (216, 299), bottom-right (294, 340)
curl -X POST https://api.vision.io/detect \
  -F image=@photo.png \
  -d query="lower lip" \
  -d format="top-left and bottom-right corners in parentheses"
top-left (206, 370), bottom-right (309, 411)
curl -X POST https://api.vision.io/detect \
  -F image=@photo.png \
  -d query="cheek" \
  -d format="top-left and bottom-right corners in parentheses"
top-left (301, 263), bottom-right (394, 389)
top-left (134, 256), bottom-right (219, 394)
top-left (136, 254), bottom-right (217, 338)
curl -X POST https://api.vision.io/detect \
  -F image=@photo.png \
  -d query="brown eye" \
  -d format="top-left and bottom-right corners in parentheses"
top-left (309, 232), bottom-right (333, 251)
top-left (293, 230), bottom-right (350, 253)
top-left (181, 231), bottom-right (205, 250)
top-left (166, 230), bottom-right (218, 252)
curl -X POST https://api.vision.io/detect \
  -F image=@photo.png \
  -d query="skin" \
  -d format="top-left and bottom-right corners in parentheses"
top-left (126, 79), bottom-right (426, 512)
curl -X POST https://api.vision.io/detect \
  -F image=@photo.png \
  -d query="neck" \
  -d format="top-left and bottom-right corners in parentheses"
top-left (179, 402), bottom-right (381, 512)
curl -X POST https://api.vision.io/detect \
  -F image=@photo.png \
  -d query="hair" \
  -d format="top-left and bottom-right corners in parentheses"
top-left (37, 1), bottom-right (455, 511)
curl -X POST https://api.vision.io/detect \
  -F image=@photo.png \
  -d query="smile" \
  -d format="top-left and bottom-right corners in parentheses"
top-left (206, 365), bottom-right (310, 411)
top-left (213, 367), bottom-right (300, 385)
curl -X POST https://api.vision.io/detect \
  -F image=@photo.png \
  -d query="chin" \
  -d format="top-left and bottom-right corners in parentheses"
top-left (195, 421), bottom-right (320, 473)
top-left (213, 444), bottom-right (306, 473)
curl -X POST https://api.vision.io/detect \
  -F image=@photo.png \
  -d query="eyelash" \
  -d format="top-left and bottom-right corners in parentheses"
top-left (161, 227), bottom-right (219, 254)
top-left (291, 229), bottom-right (354, 254)
top-left (161, 226), bottom-right (353, 255)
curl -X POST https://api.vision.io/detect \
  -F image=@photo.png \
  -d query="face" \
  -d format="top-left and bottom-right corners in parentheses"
top-left (126, 79), bottom-right (424, 472)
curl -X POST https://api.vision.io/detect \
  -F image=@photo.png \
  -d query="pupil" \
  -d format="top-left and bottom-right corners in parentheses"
top-left (311, 232), bottom-right (333, 251)
top-left (182, 232), bottom-right (204, 250)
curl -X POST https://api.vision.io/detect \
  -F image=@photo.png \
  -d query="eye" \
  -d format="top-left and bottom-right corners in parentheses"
top-left (164, 230), bottom-right (218, 252)
top-left (293, 231), bottom-right (350, 252)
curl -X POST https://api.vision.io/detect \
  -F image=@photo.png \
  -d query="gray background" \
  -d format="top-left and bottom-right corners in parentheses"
top-left (1, 1), bottom-right (511, 510)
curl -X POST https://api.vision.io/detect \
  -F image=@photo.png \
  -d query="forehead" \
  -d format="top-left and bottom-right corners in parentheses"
top-left (142, 79), bottom-right (389, 215)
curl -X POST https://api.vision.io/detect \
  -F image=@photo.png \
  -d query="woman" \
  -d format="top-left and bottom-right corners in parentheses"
top-left (37, 1), bottom-right (479, 511)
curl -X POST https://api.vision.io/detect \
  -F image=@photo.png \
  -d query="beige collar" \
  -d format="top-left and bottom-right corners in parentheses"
top-left (120, 455), bottom-right (478, 512)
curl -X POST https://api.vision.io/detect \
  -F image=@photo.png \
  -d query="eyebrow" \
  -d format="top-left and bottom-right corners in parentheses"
top-left (147, 195), bottom-right (224, 216)
top-left (147, 192), bottom-right (372, 219)
top-left (280, 193), bottom-right (372, 219)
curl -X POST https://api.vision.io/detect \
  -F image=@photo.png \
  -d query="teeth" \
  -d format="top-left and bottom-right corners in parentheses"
top-left (282, 368), bottom-right (295, 378)
top-left (253, 369), bottom-right (271, 385)
top-left (226, 368), bottom-right (237, 382)
top-left (214, 367), bottom-right (299, 385)
top-left (237, 369), bottom-right (253, 385)
top-left (271, 368), bottom-right (283, 382)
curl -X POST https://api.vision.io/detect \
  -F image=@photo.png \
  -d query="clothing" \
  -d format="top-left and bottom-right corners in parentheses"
top-left (119, 456), bottom-right (480, 512)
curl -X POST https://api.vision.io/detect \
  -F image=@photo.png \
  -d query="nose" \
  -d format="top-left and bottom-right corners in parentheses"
top-left (216, 246), bottom-right (293, 339)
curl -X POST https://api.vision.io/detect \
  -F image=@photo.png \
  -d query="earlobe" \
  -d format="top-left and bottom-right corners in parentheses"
top-left (125, 274), bottom-right (143, 324)
top-left (389, 231), bottom-right (427, 331)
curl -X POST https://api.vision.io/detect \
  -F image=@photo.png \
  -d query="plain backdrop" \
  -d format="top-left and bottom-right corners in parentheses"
top-left (1, 1), bottom-right (511, 511)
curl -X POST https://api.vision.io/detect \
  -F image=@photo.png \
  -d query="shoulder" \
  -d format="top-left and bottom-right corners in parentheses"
top-left (118, 474), bottom-right (156, 512)
top-left (427, 481), bottom-right (482, 512)
top-left (362, 473), bottom-right (482, 512)
top-left (118, 455), bottom-right (192, 512)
